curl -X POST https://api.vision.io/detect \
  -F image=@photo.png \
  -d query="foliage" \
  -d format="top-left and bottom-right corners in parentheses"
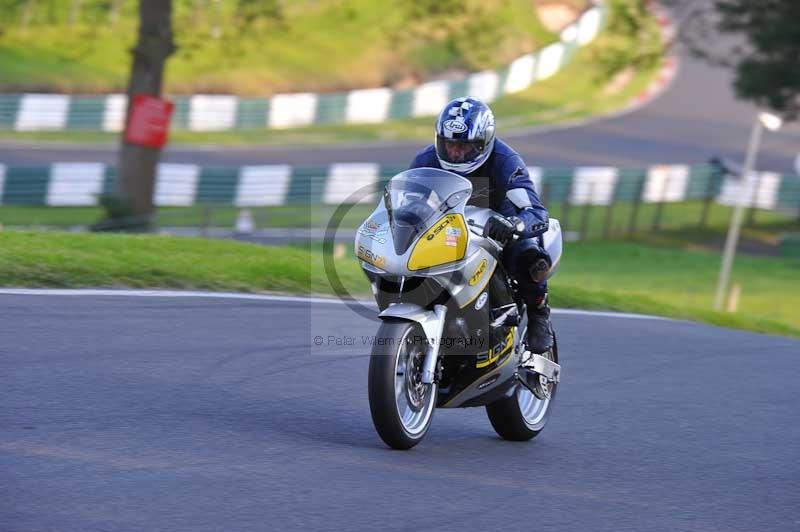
top-left (405, 0), bottom-right (462, 19)
top-left (235, 0), bottom-right (282, 29)
top-left (0, 7), bottom-right (664, 145)
top-left (0, 0), bottom-right (126, 26)
top-left (0, 0), bottom-right (556, 94)
top-left (715, 0), bottom-right (800, 119)
top-left (590, 0), bottom-right (663, 81)
top-left (662, 0), bottom-right (800, 120)
top-left (398, 0), bottom-right (552, 75)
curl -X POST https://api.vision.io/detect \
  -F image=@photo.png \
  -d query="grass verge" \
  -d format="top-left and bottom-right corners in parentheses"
top-left (0, 0), bottom-right (556, 95)
top-left (0, 231), bottom-right (797, 338)
top-left (2, 201), bottom-right (796, 249)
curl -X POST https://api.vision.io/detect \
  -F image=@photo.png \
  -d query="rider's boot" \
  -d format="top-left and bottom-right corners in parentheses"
top-left (526, 292), bottom-right (554, 354)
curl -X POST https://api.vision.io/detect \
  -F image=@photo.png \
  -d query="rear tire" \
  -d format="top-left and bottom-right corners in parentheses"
top-left (485, 334), bottom-right (558, 441)
top-left (368, 320), bottom-right (436, 450)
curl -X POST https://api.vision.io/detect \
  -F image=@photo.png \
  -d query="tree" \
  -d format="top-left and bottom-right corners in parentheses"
top-left (666, 0), bottom-right (800, 120)
top-left (110, 0), bottom-right (176, 230)
top-left (592, 0), bottom-right (663, 81)
top-left (716, 0), bottom-right (800, 120)
top-left (235, 0), bottom-right (281, 29)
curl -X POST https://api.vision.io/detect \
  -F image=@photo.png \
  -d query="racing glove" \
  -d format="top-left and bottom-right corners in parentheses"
top-left (529, 221), bottom-right (549, 237)
top-left (483, 215), bottom-right (523, 244)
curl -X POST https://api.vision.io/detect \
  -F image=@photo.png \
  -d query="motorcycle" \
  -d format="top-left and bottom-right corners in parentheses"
top-left (356, 167), bottom-right (563, 449)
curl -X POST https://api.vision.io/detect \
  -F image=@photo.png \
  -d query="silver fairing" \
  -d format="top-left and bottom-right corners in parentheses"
top-left (355, 168), bottom-right (473, 277)
top-left (356, 201), bottom-right (562, 306)
top-left (356, 201), bottom-right (504, 309)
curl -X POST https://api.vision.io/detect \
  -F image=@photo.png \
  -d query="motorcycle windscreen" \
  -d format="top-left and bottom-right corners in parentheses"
top-left (384, 168), bottom-right (472, 256)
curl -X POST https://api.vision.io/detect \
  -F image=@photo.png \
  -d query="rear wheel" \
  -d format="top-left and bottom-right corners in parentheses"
top-left (485, 334), bottom-right (558, 441)
top-left (368, 320), bottom-right (437, 450)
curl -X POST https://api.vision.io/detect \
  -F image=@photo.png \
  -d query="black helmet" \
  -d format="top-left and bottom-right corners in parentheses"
top-left (434, 96), bottom-right (496, 175)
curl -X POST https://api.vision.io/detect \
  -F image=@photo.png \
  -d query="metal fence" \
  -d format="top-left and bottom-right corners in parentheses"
top-left (1, 163), bottom-right (798, 229)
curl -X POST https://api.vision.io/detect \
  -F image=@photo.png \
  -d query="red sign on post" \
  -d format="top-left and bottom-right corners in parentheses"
top-left (124, 94), bottom-right (174, 148)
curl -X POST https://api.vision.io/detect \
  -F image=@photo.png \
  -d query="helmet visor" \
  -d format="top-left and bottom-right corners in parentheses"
top-left (435, 137), bottom-right (484, 165)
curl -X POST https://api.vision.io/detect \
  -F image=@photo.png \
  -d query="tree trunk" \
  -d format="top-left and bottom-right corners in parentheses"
top-left (114, 0), bottom-right (176, 230)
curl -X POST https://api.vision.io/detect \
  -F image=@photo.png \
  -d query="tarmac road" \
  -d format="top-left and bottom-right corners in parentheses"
top-left (2, 292), bottom-right (799, 532)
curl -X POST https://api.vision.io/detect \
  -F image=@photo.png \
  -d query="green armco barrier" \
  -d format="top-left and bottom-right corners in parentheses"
top-left (196, 167), bottom-right (239, 204)
top-left (0, 163), bottom-right (797, 214)
top-left (613, 168), bottom-right (648, 202)
top-left (777, 174), bottom-right (800, 212)
top-left (0, 95), bottom-right (21, 129)
top-left (540, 168), bottom-right (574, 202)
top-left (780, 233), bottom-right (800, 258)
top-left (2, 166), bottom-right (50, 205)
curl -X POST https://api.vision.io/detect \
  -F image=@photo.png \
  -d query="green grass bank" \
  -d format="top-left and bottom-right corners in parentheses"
top-left (1, 231), bottom-right (797, 338)
top-left (0, 0), bottom-right (564, 95)
top-left (0, 0), bottom-right (661, 145)
top-left (2, 201), bottom-right (795, 243)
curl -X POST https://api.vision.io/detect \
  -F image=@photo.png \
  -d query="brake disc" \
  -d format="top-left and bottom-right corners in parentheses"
top-left (405, 348), bottom-right (427, 410)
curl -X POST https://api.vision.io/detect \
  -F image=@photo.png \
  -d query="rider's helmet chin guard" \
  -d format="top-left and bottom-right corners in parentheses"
top-left (434, 96), bottom-right (496, 175)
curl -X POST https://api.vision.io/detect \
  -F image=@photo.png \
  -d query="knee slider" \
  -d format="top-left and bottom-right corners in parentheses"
top-left (508, 238), bottom-right (552, 284)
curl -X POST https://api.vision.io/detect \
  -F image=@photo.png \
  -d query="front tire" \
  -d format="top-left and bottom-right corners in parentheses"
top-left (368, 320), bottom-right (436, 450)
top-left (485, 334), bottom-right (558, 441)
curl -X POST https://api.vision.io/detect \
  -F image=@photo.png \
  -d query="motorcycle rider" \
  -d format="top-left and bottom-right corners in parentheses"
top-left (408, 96), bottom-right (554, 353)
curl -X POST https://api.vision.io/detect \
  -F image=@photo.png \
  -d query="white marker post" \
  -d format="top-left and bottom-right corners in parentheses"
top-left (713, 111), bottom-right (783, 311)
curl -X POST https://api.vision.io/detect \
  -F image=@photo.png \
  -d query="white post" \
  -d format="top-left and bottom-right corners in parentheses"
top-left (726, 283), bottom-right (741, 313)
top-left (713, 119), bottom-right (763, 311)
top-left (235, 208), bottom-right (255, 234)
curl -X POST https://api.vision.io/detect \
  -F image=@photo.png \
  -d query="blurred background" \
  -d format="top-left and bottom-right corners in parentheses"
top-left (2, 5), bottom-right (800, 531)
top-left (6, 5), bottom-right (800, 532)
top-left (0, 0), bottom-right (798, 335)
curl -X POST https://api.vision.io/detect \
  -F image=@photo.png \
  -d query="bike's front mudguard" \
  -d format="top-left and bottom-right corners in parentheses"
top-left (378, 303), bottom-right (447, 384)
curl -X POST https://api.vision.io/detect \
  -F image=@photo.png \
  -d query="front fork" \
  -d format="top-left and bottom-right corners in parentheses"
top-left (377, 303), bottom-right (448, 385)
top-left (420, 305), bottom-right (447, 384)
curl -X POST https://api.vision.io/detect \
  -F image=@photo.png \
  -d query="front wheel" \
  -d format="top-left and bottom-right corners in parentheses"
top-left (368, 320), bottom-right (437, 450)
top-left (485, 334), bottom-right (558, 441)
